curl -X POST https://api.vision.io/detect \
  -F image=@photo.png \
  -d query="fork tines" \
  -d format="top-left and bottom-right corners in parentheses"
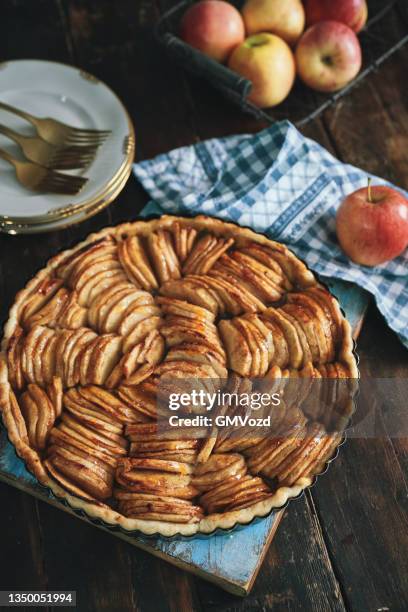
top-left (38, 171), bottom-right (88, 195)
top-left (64, 127), bottom-right (111, 145)
top-left (50, 145), bottom-right (97, 170)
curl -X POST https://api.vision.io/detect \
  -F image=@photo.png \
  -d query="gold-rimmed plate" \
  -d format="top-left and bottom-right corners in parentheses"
top-left (0, 156), bottom-right (133, 234)
top-left (0, 60), bottom-right (135, 225)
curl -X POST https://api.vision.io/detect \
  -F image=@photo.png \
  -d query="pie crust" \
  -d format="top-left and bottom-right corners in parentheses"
top-left (0, 215), bottom-right (358, 537)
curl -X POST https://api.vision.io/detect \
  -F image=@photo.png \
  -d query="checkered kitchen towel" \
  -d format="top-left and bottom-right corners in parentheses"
top-left (133, 120), bottom-right (408, 349)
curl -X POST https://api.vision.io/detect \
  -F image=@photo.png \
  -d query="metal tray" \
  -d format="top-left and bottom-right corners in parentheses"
top-left (155, 0), bottom-right (408, 126)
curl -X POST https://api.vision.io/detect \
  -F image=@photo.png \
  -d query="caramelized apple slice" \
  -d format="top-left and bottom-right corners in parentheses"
top-left (183, 235), bottom-right (234, 275)
top-left (219, 319), bottom-right (251, 376)
top-left (115, 491), bottom-right (203, 523)
top-left (166, 342), bottom-right (227, 378)
top-left (157, 296), bottom-right (215, 323)
top-left (118, 235), bottom-right (158, 290)
top-left (45, 450), bottom-right (113, 500)
top-left (33, 327), bottom-right (54, 385)
top-left (65, 329), bottom-right (97, 388)
top-left (262, 309), bottom-right (303, 369)
top-left (24, 287), bottom-right (70, 329)
top-left (206, 272), bottom-right (266, 314)
top-left (307, 287), bottom-right (343, 344)
top-left (160, 277), bottom-right (221, 315)
top-left (214, 252), bottom-right (284, 302)
top-left (278, 308), bottom-right (312, 367)
top-left (55, 237), bottom-right (115, 280)
top-left (21, 325), bottom-right (46, 384)
top-left (19, 277), bottom-right (64, 325)
top-left (77, 268), bottom-right (128, 307)
top-left (119, 304), bottom-right (161, 338)
top-left (100, 289), bottom-right (151, 334)
top-left (287, 292), bottom-right (332, 363)
top-left (283, 303), bottom-right (320, 364)
top-left (86, 335), bottom-right (122, 386)
top-left (20, 383), bottom-right (56, 450)
top-left (192, 453), bottom-right (246, 491)
top-left (171, 222), bottom-right (197, 263)
top-left (6, 327), bottom-right (25, 391)
top-left (122, 315), bottom-right (162, 353)
top-left (147, 230), bottom-right (181, 283)
top-left (88, 283), bottom-right (133, 330)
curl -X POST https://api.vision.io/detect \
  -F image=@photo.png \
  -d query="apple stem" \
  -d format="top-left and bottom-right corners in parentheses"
top-left (367, 178), bottom-right (372, 203)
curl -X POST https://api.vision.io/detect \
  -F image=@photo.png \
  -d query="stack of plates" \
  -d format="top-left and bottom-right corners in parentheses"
top-left (0, 60), bottom-right (135, 234)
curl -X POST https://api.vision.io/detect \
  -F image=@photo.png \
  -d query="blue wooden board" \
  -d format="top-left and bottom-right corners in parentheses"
top-left (0, 279), bottom-right (370, 596)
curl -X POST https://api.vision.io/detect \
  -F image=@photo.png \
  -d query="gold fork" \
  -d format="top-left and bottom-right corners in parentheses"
top-left (0, 100), bottom-right (111, 147)
top-left (0, 148), bottom-right (88, 195)
top-left (0, 123), bottom-right (97, 169)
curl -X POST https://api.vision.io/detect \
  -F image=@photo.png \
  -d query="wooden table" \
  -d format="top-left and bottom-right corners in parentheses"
top-left (0, 2), bottom-right (407, 610)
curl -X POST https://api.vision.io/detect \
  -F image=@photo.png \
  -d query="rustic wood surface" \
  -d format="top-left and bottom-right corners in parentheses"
top-left (0, 1), bottom-right (407, 611)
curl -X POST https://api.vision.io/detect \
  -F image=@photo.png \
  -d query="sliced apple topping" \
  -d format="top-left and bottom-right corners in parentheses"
top-left (147, 230), bottom-right (181, 284)
top-left (3, 217), bottom-right (358, 530)
top-left (192, 453), bottom-right (246, 492)
top-left (45, 445), bottom-right (115, 500)
top-left (24, 287), bottom-right (70, 329)
top-left (6, 326), bottom-right (25, 391)
top-left (56, 237), bottom-right (128, 307)
top-left (20, 377), bottom-right (63, 451)
top-left (19, 277), bottom-right (64, 326)
top-left (89, 283), bottom-right (155, 335)
top-left (64, 328), bottom-right (97, 388)
top-left (76, 268), bottom-right (128, 307)
top-left (106, 330), bottom-right (164, 389)
top-left (261, 309), bottom-right (303, 369)
top-left (157, 296), bottom-right (215, 323)
top-left (79, 335), bottom-right (123, 387)
top-left (118, 235), bottom-right (158, 290)
top-left (286, 292), bottom-right (333, 363)
top-left (219, 319), bottom-right (252, 376)
top-left (21, 325), bottom-right (47, 384)
top-left (306, 287), bottom-right (344, 345)
top-left (213, 252), bottom-right (284, 302)
top-left (161, 314), bottom-right (222, 349)
top-left (200, 474), bottom-right (271, 514)
top-left (55, 236), bottom-right (116, 280)
top-left (171, 222), bottom-right (198, 263)
top-left (160, 277), bottom-right (222, 315)
top-left (45, 384), bottom-right (129, 500)
top-left (166, 342), bottom-right (227, 379)
top-left (117, 382), bottom-right (160, 421)
top-left (182, 234), bottom-right (234, 275)
top-left (122, 314), bottom-right (162, 353)
top-left (205, 272), bottom-right (266, 314)
top-left (114, 490), bottom-right (203, 523)
top-left (116, 457), bottom-right (200, 500)
top-left (261, 423), bottom-right (339, 486)
top-left (239, 242), bottom-right (315, 289)
top-left (7, 389), bottom-right (29, 445)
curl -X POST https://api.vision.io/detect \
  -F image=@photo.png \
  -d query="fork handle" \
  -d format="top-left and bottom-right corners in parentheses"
top-left (0, 148), bottom-right (18, 167)
top-left (0, 123), bottom-right (22, 146)
top-left (0, 101), bottom-right (35, 126)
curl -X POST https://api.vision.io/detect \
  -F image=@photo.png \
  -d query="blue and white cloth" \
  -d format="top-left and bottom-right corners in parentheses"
top-left (133, 120), bottom-right (408, 349)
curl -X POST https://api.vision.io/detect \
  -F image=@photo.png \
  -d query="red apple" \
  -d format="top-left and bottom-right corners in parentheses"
top-left (295, 21), bottom-right (362, 93)
top-left (180, 0), bottom-right (245, 63)
top-left (336, 182), bottom-right (408, 266)
top-left (304, 0), bottom-right (368, 33)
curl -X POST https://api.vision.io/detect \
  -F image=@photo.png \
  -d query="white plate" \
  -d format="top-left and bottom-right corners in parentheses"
top-left (0, 60), bottom-right (134, 220)
top-left (0, 157), bottom-right (133, 235)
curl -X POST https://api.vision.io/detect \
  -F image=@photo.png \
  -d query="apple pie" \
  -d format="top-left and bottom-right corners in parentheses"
top-left (0, 215), bottom-right (358, 536)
